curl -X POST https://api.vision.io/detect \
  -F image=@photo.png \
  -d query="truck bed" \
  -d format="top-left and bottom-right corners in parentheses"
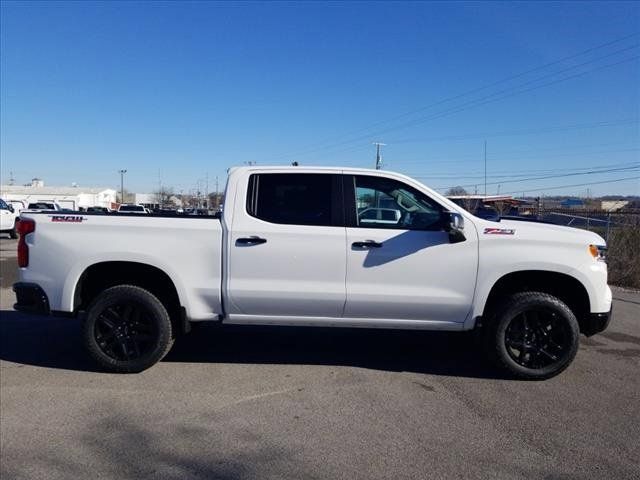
top-left (18, 211), bottom-right (224, 321)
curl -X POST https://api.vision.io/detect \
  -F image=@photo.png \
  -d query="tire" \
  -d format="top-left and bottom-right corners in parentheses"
top-left (9, 222), bottom-right (18, 239)
top-left (485, 292), bottom-right (580, 380)
top-left (82, 285), bottom-right (174, 373)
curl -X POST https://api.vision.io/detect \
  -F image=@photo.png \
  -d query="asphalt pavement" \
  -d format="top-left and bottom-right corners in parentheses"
top-left (0, 236), bottom-right (638, 480)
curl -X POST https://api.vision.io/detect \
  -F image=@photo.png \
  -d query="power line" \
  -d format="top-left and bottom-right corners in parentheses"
top-left (500, 176), bottom-right (640, 195)
top-left (273, 52), bottom-right (638, 163)
top-left (411, 161), bottom-right (640, 179)
top-left (432, 164), bottom-right (639, 191)
top-left (402, 147), bottom-right (640, 169)
top-left (389, 118), bottom-right (638, 145)
top-left (264, 33), bottom-right (639, 163)
top-left (350, 53), bottom-right (639, 147)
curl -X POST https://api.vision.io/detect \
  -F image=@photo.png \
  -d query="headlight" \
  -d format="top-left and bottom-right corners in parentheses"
top-left (589, 244), bottom-right (607, 263)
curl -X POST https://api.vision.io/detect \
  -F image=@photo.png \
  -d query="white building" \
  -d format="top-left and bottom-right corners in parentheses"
top-left (0, 180), bottom-right (117, 210)
top-left (134, 193), bottom-right (156, 206)
top-left (601, 200), bottom-right (629, 212)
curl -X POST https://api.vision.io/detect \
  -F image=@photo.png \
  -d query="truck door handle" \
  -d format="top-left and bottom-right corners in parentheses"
top-left (236, 236), bottom-right (267, 246)
top-left (352, 240), bottom-right (383, 249)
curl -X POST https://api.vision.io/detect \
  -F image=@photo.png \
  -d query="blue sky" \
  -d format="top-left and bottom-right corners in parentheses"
top-left (1, 1), bottom-right (639, 196)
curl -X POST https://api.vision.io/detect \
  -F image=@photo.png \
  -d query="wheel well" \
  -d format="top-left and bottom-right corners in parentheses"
top-left (482, 271), bottom-right (591, 333)
top-left (74, 262), bottom-right (182, 324)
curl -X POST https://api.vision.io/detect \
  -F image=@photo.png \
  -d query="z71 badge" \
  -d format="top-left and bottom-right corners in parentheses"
top-left (50, 215), bottom-right (85, 223)
top-left (483, 227), bottom-right (515, 235)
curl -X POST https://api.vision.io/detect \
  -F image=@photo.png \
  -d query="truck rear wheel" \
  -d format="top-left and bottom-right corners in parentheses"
top-left (82, 285), bottom-right (174, 373)
top-left (486, 292), bottom-right (580, 380)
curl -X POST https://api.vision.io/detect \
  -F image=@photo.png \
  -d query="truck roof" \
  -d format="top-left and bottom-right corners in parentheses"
top-left (228, 165), bottom-right (388, 175)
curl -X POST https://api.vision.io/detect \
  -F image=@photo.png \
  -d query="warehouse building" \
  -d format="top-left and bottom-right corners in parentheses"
top-left (0, 179), bottom-right (117, 210)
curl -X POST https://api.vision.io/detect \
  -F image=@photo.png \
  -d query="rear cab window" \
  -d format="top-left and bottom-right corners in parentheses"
top-left (246, 173), bottom-right (342, 227)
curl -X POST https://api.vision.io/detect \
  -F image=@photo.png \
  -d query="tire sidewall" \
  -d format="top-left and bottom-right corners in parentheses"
top-left (82, 285), bottom-right (173, 373)
top-left (492, 293), bottom-right (580, 380)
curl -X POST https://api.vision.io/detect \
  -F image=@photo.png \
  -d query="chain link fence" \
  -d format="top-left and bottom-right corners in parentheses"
top-left (543, 211), bottom-right (640, 289)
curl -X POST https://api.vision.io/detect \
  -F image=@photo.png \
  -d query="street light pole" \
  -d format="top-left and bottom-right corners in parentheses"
top-left (118, 169), bottom-right (127, 203)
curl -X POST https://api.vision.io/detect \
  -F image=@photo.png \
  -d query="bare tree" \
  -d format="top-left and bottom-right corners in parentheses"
top-left (153, 186), bottom-right (174, 207)
top-left (445, 186), bottom-right (468, 196)
top-left (116, 189), bottom-right (135, 204)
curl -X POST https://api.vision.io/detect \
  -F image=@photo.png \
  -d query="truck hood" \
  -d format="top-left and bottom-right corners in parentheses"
top-left (480, 217), bottom-right (607, 246)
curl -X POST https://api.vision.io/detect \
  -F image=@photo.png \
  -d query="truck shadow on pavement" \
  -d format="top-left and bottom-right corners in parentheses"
top-left (170, 324), bottom-right (508, 379)
top-left (0, 310), bottom-right (510, 378)
top-left (0, 310), bottom-right (506, 379)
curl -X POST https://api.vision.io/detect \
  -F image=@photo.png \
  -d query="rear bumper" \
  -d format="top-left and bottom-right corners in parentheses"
top-left (13, 282), bottom-right (50, 315)
top-left (582, 307), bottom-right (612, 337)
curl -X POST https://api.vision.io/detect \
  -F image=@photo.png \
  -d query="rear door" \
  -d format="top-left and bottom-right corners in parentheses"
top-left (226, 172), bottom-right (346, 320)
top-left (344, 174), bottom-right (478, 324)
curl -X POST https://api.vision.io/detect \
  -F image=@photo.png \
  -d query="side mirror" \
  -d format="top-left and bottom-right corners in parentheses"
top-left (442, 211), bottom-right (466, 243)
top-left (7, 204), bottom-right (14, 213)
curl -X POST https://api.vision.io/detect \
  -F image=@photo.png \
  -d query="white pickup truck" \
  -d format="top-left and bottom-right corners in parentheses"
top-left (0, 198), bottom-right (19, 238)
top-left (13, 166), bottom-right (612, 379)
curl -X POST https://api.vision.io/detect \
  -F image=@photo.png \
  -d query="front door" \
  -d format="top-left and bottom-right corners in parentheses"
top-left (344, 174), bottom-right (478, 324)
top-left (226, 172), bottom-right (346, 320)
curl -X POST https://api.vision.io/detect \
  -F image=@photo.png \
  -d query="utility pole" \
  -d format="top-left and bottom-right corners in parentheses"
top-left (373, 142), bottom-right (386, 170)
top-left (215, 176), bottom-right (219, 208)
top-left (118, 169), bottom-right (127, 204)
top-left (205, 172), bottom-right (209, 209)
top-left (483, 140), bottom-right (487, 198)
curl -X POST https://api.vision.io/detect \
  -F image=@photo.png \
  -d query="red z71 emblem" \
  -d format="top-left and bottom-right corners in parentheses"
top-left (484, 227), bottom-right (515, 235)
top-left (51, 215), bottom-right (85, 223)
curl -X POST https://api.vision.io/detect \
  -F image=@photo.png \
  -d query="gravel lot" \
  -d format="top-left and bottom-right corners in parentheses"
top-left (1, 236), bottom-right (639, 479)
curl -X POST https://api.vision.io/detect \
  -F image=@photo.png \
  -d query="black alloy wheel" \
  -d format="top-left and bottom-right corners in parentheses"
top-left (94, 303), bottom-right (158, 361)
top-left (504, 309), bottom-right (570, 369)
top-left (83, 285), bottom-right (174, 373)
top-left (487, 292), bottom-right (580, 380)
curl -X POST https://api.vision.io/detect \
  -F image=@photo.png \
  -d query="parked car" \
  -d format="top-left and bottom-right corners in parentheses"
top-left (358, 207), bottom-right (402, 225)
top-left (474, 206), bottom-right (501, 221)
top-left (26, 202), bottom-right (61, 211)
top-left (13, 166), bottom-right (611, 379)
top-left (86, 207), bottom-right (110, 213)
top-left (7, 200), bottom-right (27, 214)
top-left (0, 198), bottom-right (19, 238)
top-left (117, 204), bottom-right (147, 214)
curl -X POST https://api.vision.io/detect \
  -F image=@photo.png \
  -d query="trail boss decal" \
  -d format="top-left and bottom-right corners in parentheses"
top-left (484, 227), bottom-right (515, 235)
top-left (50, 215), bottom-right (86, 223)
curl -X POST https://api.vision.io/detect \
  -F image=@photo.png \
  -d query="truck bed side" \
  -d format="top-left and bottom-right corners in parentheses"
top-left (18, 213), bottom-right (223, 321)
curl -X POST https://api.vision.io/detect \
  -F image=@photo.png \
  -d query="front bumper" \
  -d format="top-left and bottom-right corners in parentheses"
top-left (582, 307), bottom-right (613, 337)
top-left (13, 282), bottom-right (50, 315)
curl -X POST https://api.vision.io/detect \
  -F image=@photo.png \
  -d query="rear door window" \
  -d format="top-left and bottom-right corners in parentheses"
top-left (247, 173), bottom-right (341, 226)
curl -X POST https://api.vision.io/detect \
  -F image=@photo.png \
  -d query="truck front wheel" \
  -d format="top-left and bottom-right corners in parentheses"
top-left (486, 292), bottom-right (580, 380)
top-left (82, 285), bottom-right (174, 373)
